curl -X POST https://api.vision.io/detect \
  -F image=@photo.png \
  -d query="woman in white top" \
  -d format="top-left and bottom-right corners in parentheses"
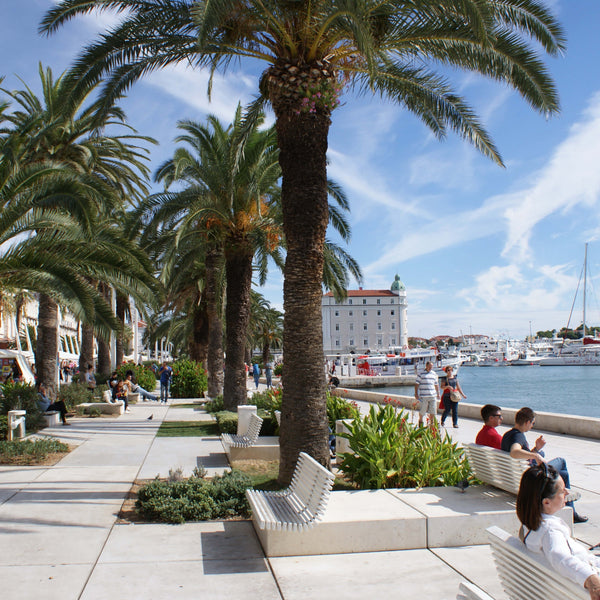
top-left (517, 464), bottom-right (600, 599)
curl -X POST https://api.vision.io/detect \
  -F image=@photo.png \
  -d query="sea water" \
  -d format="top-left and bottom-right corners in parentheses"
top-left (361, 366), bottom-right (600, 419)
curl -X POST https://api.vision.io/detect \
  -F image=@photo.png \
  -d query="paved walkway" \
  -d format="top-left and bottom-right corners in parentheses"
top-left (1, 386), bottom-right (598, 600)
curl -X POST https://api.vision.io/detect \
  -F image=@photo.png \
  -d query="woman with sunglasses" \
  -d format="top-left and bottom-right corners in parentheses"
top-left (517, 464), bottom-right (600, 599)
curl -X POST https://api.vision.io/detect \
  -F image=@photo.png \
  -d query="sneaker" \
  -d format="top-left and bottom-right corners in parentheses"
top-left (62, 422), bottom-right (71, 426)
top-left (453, 424), bottom-right (459, 428)
top-left (440, 422), bottom-right (445, 427)
top-left (574, 513), bottom-right (589, 524)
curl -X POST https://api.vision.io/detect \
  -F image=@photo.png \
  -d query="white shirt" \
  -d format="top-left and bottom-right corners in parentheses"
top-left (524, 513), bottom-right (600, 587)
top-left (415, 370), bottom-right (438, 398)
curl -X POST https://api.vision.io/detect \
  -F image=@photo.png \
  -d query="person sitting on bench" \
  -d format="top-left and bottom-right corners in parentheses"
top-left (502, 406), bottom-right (587, 523)
top-left (475, 404), bottom-right (503, 449)
top-left (37, 382), bottom-right (70, 426)
top-left (517, 464), bottom-right (600, 599)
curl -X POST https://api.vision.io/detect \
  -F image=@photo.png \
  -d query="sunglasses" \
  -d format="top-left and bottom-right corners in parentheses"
top-left (492, 414), bottom-right (502, 418)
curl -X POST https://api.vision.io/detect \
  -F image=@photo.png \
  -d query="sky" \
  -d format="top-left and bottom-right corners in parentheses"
top-left (2, 1), bottom-right (600, 340)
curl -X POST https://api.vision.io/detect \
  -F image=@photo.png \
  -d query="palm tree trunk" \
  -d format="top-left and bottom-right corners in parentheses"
top-left (79, 323), bottom-right (94, 374)
top-left (205, 246), bottom-right (224, 398)
top-left (115, 292), bottom-right (128, 366)
top-left (36, 293), bottom-right (59, 397)
top-left (97, 283), bottom-right (111, 375)
top-left (276, 110), bottom-right (331, 484)
top-left (223, 242), bottom-right (254, 411)
top-left (189, 295), bottom-right (209, 364)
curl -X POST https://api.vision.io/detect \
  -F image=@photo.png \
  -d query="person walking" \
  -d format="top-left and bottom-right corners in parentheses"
top-left (252, 363), bottom-right (260, 390)
top-left (440, 365), bottom-right (466, 428)
top-left (265, 361), bottom-right (273, 389)
top-left (158, 362), bottom-right (172, 404)
top-left (414, 361), bottom-right (440, 428)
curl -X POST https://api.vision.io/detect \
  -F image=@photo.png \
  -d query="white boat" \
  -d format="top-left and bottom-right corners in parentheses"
top-left (540, 243), bottom-right (600, 366)
top-left (510, 350), bottom-right (543, 366)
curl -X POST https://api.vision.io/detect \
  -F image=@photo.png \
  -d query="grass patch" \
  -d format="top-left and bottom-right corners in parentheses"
top-left (232, 459), bottom-right (357, 491)
top-left (0, 439), bottom-right (70, 465)
top-left (170, 403), bottom-right (206, 409)
top-left (156, 421), bottom-right (219, 437)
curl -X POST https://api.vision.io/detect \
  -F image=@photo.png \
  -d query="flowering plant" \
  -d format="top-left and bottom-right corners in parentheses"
top-left (295, 77), bottom-right (344, 115)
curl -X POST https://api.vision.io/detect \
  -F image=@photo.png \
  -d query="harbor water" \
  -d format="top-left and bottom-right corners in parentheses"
top-left (361, 366), bottom-right (600, 419)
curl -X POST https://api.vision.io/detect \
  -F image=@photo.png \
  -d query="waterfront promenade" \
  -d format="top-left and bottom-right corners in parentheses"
top-left (1, 386), bottom-right (599, 599)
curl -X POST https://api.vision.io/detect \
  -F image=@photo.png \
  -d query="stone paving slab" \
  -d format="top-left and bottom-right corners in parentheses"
top-left (0, 564), bottom-right (93, 600)
top-left (98, 521), bottom-right (264, 563)
top-left (163, 406), bottom-right (215, 422)
top-left (432, 545), bottom-right (508, 600)
top-left (270, 548), bottom-right (466, 600)
top-left (0, 466), bottom-right (46, 504)
top-left (138, 436), bottom-right (229, 479)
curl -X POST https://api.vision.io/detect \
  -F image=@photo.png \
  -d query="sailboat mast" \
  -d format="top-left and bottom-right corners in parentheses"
top-left (583, 243), bottom-right (588, 337)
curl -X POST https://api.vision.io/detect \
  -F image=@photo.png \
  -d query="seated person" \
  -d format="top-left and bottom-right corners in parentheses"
top-left (517, 464), bottom-right (600, 599)
top-left (328, 375), bottom-right (340, 389)
top-left (108, 371), bottom-right (119, 400)
top-left (124, 370), bottom-right (158, 401)
top-left (502, 406), bottom-right (587, 523)
top-left (115, 380), bottom-right (129, 412)
top-left (37, 382), bottom-right (70, 426)
top-left (475, 404), bottom-right (503, 449)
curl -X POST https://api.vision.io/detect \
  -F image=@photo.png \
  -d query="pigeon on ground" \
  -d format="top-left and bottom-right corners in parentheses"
top-left (147, 414), bottom-right (153, 420)
top-left (455, 479), bottom-right (469, 493)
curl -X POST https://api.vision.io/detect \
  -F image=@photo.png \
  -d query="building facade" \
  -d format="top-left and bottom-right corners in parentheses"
top-left (321, 275), bottom-right (408, 354)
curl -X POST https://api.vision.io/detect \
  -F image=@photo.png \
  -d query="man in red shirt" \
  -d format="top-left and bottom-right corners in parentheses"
top-left (475, 404), bottom-right (503, 449)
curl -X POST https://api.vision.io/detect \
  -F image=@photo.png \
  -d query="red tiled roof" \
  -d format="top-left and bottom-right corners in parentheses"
top-left (323, 290), bottom-right (397, 297)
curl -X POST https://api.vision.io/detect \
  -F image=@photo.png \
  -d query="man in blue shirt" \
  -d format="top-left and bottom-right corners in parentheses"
top-left (501, 407), bottom-right (587, 523)
top-left (159, 362), bottom-right (172, 404)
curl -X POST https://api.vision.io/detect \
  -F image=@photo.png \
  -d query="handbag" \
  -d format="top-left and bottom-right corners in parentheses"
top-left (450, 390), bottom-right (462, 402)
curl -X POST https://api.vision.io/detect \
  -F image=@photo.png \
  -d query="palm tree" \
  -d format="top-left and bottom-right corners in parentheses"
top-left (43, 0), bottom-right (565, 481)
top-left (1, 65), bottom-right (156, 390)
top-left (149, 109), bottom-right (281, 409)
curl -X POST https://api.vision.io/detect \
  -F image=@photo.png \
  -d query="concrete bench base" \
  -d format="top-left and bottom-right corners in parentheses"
top-left (78, 402), bottom-right (125, 415)
top-left (252, 489), bottom-right (426, 557)
top-left (224, 437), bottom-right (280, 461)
top-left (43, 411), bottom-right (60, 426)
top-left (251, 484), bottom-right (573, 557)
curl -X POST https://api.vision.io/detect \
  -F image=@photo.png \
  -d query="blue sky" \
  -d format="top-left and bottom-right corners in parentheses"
top-left (2, 1), bottom-right (600, 340)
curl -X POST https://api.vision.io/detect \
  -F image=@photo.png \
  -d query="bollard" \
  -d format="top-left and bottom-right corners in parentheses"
top-left (237, 405), bottom-right (258, 436)
top-left (7, 410), bottom-right (26, 441)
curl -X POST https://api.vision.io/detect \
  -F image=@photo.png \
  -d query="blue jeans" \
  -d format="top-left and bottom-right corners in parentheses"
top-left (160, 381), bottom-right (170, 402)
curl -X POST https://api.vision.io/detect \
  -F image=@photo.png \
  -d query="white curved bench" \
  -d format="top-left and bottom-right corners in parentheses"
top-left (464, 443), bottom-right (529, 495)
top-left (456, 581), bottom-right (495, 600)
top-left (246, 451), bottom-right (335, 531)
top-left (221, 413), bottom-right (263, 448)
top-left (487, 525), bottom-right (588, 599)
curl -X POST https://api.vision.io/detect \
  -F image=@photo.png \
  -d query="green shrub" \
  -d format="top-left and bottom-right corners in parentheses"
top-left (136, 470), bottom-right (251, 523)
top-left (248, 389), bottom-right (281, 411)
top-left (326, 392), bottom-right (360, 431)
top-left (57, 383), bottom-right (93, 409)
top-left (339, 404), bottom-right (471, 489)
top-left (0, 438), bottom-right (69, 462)
top-left (0, 382), bottom-right (46, 432)
top-left (116, 362), bottom-right (157, 392)
top-left (274, 363), bottom-right (283, 376)
top-left (215, 411), bottom-right (238, 434)
top-left (0, 415), bottom-right (8, 439)
top-left (85, 405), bottom-right (102, 418)
top-left (170, 359), bottom-right (207, 399)
top-left (204, 395), bottom-right (224, 413)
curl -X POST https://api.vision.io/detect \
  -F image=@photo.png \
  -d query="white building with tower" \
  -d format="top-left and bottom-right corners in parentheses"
top-left (321, 275), bottom-right (409, 354)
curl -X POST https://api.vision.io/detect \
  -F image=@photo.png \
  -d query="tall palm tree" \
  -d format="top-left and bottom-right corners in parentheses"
top-left (43, 0), bottom-right (565, 481)
top-left (1, 65), bottom-right (156, 390)
top-left (149, 109), bottom-right (281, 409)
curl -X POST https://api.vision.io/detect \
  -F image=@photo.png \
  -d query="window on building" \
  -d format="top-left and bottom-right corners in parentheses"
top-left (377, 310), bottom-right (381, 316)
top-left (335, 339), bottom-right (340, 347)
top-left (377, 336), bottom-right (383, 346)
top-left (349, 338), bottom-right (354, 346)
top-left (349, 323), bottom-right (354, 331)
top-left (363, 322), bottom-right (368, 331)
top-left (334, 310), bottom-right (339, 316)
top-left (348, 299), bottom-right (353, 305)
top-left (391, 299), bottom-right (395, 304)
top-left (391, 322), bottom-right (396, 330)
top-left (362, 299), bottom-right (366, 304)
top-left (335, 323), bottom-right (340, 331)
top-left (377, 299), bottom-right (381, 305)
top-left (391, 337), bottom-right (396, 345)
top-left (348, 310), bottom-right (353, 316)
top-left (363, 310), bottom-right (367, 316)
top-left (391, 310), bottom-right (395, 315)
top-left (377, 322), bottom-right (382, 330)
top-left (363, 338), bottom-right (368, 346)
